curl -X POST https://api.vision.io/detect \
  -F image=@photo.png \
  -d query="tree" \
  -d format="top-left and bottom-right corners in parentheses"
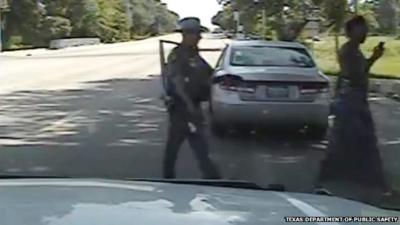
top-left (213, 0), bottom-right (320, 40)
top-left (127, 0), bottom-right (157, 36)
top-left (97, 0), bottom-right (130, 42)
top-left (4, 0), bottom-right (178, 48)
top-left (67, 0), bottom-right (101, 37)
top-left (125, 0), bottom-right (178, 37)
top-left (43, 0), bottom-right (100, 38)
top-left (153, 6), bottom-right (179, 35)
top-left (212, 7), bottom-right (235, 31)
top-left (43, 0), bottom-right (71, 16)
top-left (359, 1), bottom-right (380, 33)
top-left (40, 16), bottom-right (72, 42)
top-left (321, 0), bottom-right (347, 53)
top-left (44, 0), bottom-right (131, 41)
top-left (377, 0), bottom-right (399, 34)
top-left (5, 0), bottom-right (46, 46)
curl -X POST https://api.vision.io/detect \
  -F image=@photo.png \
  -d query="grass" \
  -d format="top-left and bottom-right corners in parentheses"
top-left (311, 36), bottom-right (400, 79)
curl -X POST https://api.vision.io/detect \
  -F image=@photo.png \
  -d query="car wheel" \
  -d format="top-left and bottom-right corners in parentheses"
top-left (307, 125), bottom-right (328, 139)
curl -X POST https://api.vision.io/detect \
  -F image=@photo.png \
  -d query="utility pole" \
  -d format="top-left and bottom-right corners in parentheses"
top-left (0, 9), bottom-right (2, 52)
top-left (232, 0), bottom-right (241, 38)
top-left (0, 0), bottom-right (9, 52)
top-left (235, 11), bottom-right (240, 36)
top-left (262, 8), bottom-right (266, 39)
top-left (253, 0), bottom-right (266, 39)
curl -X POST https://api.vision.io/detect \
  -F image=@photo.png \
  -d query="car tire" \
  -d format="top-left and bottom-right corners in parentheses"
top-left (307, 125), bottom-right (328, 139)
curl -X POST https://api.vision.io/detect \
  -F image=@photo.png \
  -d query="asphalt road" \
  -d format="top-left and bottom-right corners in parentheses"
top-left (1, 34), bottom-right (400, 200)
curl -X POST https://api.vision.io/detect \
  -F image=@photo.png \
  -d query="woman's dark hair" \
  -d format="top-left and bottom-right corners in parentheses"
top-left (345, 16), bottom-right (367, 36)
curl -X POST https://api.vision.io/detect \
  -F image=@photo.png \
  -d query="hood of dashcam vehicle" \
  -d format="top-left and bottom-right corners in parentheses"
top-left (0, 179), bottom-right (398, 225)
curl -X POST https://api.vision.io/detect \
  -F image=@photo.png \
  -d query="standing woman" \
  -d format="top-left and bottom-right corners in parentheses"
top-left (316, 16), bottom-right (392, 196)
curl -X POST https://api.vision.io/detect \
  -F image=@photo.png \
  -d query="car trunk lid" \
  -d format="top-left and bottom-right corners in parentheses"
top-left (220, 66), bottom-right (329, 102)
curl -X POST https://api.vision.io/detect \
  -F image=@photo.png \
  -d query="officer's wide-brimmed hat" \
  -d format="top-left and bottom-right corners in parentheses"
top-left (174, 17), bottom-right (208, 33)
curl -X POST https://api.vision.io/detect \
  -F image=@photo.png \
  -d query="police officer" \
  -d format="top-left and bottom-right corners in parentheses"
top-left (162, 17), bottom-right (221, 179)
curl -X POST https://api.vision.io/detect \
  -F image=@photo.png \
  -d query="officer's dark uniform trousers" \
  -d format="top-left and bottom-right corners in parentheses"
top-left (163, 102), bottom-right (220, 179)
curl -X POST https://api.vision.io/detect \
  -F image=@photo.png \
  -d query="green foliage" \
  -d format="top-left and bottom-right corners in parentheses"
top-left (127, 0), bottom-right (157, 36)
top-left (212, 6), bottom-right (235, 31)
top-left (95, 0), bottom-right (130, 42)
top-left (41, 16), bottom-right (73, 42)
top-left (322, 0), bottom-right (347, 33)
top-left (162, 7), bottom-right (179, 31)
top-left (363, 0), bottom-right (399, 34)
top-left (43, 0), bottom-right (70, 16)
top-left (359, 3), bottom-right (380, 33)
top-left (67, 0), bottom-right (101, 37)
top-left (314, 36), bottom-right (400, 78)
top-left (3, 0), bottom-right (178, 48)
top-left (42, 0), bottom-right (101, 37)
top-left (5, 36), bottom-right (24, 49)
top-left (5, 0), bottom-right (46, 46)
top-left (213, 0), bottom-right (318, 41)
top-left (124, 0), bottom-right (177, 37)
top-left (214, 0), bottom-right (391, 41)
top-left (154, 6), bottom-right (179, 35)
top-left (376, 0), bottom-right (399, 34)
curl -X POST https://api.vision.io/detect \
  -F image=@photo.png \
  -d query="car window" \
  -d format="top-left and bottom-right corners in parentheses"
top-left (230, 46), bottom-right (316, 68)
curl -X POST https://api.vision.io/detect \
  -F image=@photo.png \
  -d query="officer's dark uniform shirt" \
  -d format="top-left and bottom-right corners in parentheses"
top-left (166, 45), bottom-right (213, 106)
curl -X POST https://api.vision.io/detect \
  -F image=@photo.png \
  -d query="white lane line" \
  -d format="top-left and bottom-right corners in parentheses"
top-left (4, 168), bottom-right (23, 173)
top-left (368, 97), bottom-right (385, 101)
top-left (384, 139), bottom-right (400, 145)
top-left (29, 166), bottom-right (51, 172)
top-left (277, 193), bottom-right (341, 225)
top-left (38, 111), bottom-right (82, 133)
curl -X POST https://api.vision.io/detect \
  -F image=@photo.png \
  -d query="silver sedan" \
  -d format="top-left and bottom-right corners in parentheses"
top-left (209, 40), bottom-right (331, 138)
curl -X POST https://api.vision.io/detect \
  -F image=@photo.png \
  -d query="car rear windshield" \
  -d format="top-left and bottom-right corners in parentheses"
top-left (230, 46), bottom-right (316, 68)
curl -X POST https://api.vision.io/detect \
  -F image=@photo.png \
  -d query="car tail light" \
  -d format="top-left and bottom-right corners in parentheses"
top-left (219, 75), bottom-right (240, 91)
top-left (300, 82), bottom-right (329, 94)
top-left (216, 75), bottom-right (255, 93)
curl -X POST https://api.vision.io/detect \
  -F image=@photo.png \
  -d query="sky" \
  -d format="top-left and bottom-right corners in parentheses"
top-left (161, 0), bottom-right (222, 28)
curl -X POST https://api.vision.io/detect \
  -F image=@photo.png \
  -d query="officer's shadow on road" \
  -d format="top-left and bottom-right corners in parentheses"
top-left (0, 77), bottom-right (171, 177)
top-left (0, 77), bottom-right (167, 147)
top-left (209, 125), bottom-right (328, 154)
top-left (207, 127), bottom-right (327, 193)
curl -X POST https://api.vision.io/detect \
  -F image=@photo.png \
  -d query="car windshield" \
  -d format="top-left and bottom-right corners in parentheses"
top-left (230, 46), bottom-right (316, 68)
top-left (1, 0), bottom-right (400, 218)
